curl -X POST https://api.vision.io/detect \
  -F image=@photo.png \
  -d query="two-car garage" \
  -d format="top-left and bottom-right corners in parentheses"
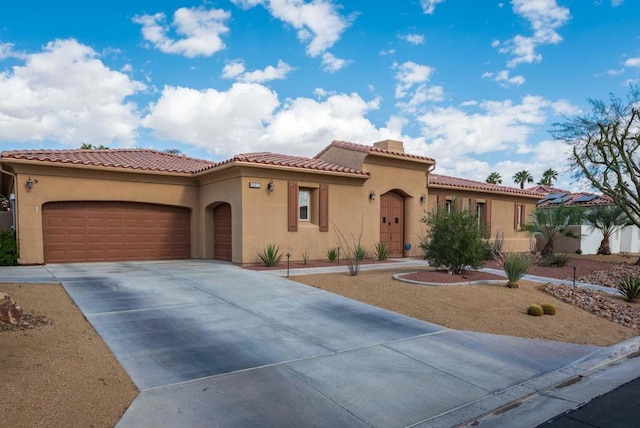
top-left (42, 201), bottom-right (191, 263)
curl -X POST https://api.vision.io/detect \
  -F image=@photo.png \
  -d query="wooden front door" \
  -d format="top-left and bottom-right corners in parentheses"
top-left (380, 192), bottom-right (404, 257)
top-left (213, 203), bottom-right (232, 261)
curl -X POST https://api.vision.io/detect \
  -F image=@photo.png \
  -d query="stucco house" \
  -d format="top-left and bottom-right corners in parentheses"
top-left (0, 140), bottom-right (541, 265)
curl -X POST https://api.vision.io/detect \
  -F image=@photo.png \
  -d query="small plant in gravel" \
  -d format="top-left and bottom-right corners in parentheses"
top-left (302, 251), bottom-right (309, 265)
top-left (374, 241), bottom-right (391, 261)
top-left (540, 253), bottom-right (570, 267)
top-left (500, 252), bottom-right (531, 288)
top-left (541, 303), bottom-right (557, 315)
top-left (527, 304), bottom-right (544, 316)
top-left (354, 244), bottom-right (368, 261)
top-left (257, 244), bottom-right (282, 267)
top-left (617, 275), bottom-right (640, 303)
top-left (327, 247), bottom-right (338, 263)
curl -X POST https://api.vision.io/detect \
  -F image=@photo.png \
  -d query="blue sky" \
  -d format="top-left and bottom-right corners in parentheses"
top-left (1, 0), bottom-right (638, 189)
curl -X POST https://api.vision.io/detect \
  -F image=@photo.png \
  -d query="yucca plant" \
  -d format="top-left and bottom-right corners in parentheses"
top-left (374, 241), bottom-right (391, 261)
top-left (327, 247), bottom-right (338, 263)
top-left (540, 253), bottom-right (570, 267)
top-left (617, 275), bottom-right (640, 303)
top-left (257, 243), bottom-right (282, 267)
top-left (500, 252), bottom-right (531, 288)
top-left (354, 244), bottom-right (368, 261)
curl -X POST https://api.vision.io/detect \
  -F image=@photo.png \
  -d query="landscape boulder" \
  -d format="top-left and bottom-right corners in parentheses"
top-left (0, 292), bottom-right (23, 325)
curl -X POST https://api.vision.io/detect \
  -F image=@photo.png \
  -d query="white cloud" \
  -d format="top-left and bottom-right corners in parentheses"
top-left (231, 0), bottom-right (351, 57)
top-left (222, 60), bottom-right (293, 82)
top-left (393, 61), bottom-right (434, 98)
top-left (484, 69), bottom-right (526, 87)
top-left (624, 57), bottom-right (640, 68)
top-left (401, 33), bottom-right (425, 45)
top-left (611, 0), bottom-right (624, 6)
top-left (496, 0), bottom-right (570, 68)
top-left (379, 49), bottom-right (396, 56)
top-left (0, 39), bottom-right (145, 146)
top-left (415, 95), bottom-right (572, 162)
top-left (420, 0), bottom-right (445, 14)
top-left (0, 42), bottom-right (18, 60)
top-left (133, 6), bottom-right (230, 58)
top-left (397, 85), bottom-right (444, 113)
top-left (321, 52), bottom-right (348, 72)
top-left (142, 82), bottom-right (394, 157)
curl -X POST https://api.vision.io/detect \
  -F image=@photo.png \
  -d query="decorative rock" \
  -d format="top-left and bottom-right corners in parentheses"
top-left (0, 292), bottom-right (23, 325)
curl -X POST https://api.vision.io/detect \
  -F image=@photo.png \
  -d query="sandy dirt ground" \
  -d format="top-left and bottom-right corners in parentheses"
top-left (0, 283), bottom-right (138, 428)
top-left (290, 267), bottom-right (639, 347)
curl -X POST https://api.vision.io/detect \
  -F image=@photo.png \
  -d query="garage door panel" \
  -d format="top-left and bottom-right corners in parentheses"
top-left (43, 202), bottom-right (190, 263)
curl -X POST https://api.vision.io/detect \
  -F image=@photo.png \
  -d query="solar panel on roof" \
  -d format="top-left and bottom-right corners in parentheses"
top-left (549, 196), bottom-right (572, 204)
top-left (538, 192), bottom-right (567, 204)
top-left (573, 194), bottom-right (598, 203)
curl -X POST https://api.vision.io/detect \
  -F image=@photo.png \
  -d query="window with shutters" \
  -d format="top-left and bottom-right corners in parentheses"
top-left (288, 181), bottom-right (328, 232)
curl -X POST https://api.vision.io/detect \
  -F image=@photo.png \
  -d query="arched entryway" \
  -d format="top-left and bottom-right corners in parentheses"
top-left (380, 191), bottom-right (405, 257)
top-left (213, 203), bottom-right (232, 261)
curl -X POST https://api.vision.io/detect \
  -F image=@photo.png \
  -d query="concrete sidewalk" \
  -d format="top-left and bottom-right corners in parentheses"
top-left (2, 260), bottom-right (639, 427)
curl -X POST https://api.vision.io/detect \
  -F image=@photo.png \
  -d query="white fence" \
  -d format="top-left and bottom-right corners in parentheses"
top-left (536, 224), bottom-right (640, 254)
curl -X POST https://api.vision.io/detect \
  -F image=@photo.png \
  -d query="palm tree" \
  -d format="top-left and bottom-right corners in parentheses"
top-left (486, 172), bottom-right (503, 184)
top-left (524, 205), bottom-right (585, 255)
top-left (513, 170), bottom-right (534, 189)
top-left (538, 168), bottom-right (559, 186)
top-left (583, 205), bottom-right (632, 255)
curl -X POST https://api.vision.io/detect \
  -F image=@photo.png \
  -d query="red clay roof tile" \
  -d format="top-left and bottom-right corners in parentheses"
top-left (217, 151), bottom-right (369, 176)
top-left (429, 174), bottom-right (544, 197)
top-left (0, 149), bottom-right (215, 174)
top-left (314, 140), bottom-right (436, 163)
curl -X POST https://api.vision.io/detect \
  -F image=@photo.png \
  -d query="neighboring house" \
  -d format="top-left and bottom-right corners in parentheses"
top-left (530, 189), bottom-right (640, 254)
top-left (0, 139), bottom-right (541, 265)
top-left (428, 175), bottom-right (542, 252)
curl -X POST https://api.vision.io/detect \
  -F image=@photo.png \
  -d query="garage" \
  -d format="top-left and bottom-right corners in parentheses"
top-left (42, 201), bottom-right (191, 263)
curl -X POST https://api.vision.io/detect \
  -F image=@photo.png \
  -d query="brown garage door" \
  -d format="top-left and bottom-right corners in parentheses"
top-left (213, 203), bottom-right (232, 261)
top-left (43, 201), bottom-right (190, 263)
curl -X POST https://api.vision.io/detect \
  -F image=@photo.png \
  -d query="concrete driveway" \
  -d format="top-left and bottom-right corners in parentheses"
top-left (41, 261), bottom-right (605, 427)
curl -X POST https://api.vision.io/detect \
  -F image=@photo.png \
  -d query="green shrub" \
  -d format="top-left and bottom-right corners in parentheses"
top-left (527, 304), bottom-right (544, 316)
top-left (327, 247), bottom-right (338, 263)
top-left (374, 241), bottom-right (391, 261)
top-left (540, 253), bottom-right (570, 267)
top-left (541, 303), bottom-right (557, 315)
top-left (501, 252), bottom-right (531, 288)
top-left (0, 231), bottom-right (18, 266)
top-left (354, 244), bottom-right (368, 261)
top-left (302, 251), bottom-right (309, 265)
top-left (617, 275), bottom-right (640, 303)
top-left (257, 244), bottom-right (282, 267)
top-left (420, 205), bottom-right (491, 274)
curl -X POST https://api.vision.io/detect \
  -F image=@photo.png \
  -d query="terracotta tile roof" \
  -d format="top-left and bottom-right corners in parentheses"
top-left (429, 174), bottom-right (544, 197)
top-left (0, 149), bottom-right (215, 174)
top-left (537, 191), bottom-right (613, 207)
top-left (314, 140), bottom-right (436, 163)
top-left (216, 151), bottom-right (369, 176)
top-left (526, 184), bottom-right (569, 194)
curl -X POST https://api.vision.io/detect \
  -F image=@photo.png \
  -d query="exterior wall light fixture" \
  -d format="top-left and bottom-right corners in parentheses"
top-left (25, 177), bottom-right (34, 190)
top-left (369, 190), bottom-right (376, 200)
top-left (267, 180), bottom-right (275, 192)
top-left (420, 194), bottom-right (427, 204)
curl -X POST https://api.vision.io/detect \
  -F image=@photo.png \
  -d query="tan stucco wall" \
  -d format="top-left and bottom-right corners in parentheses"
top-left (426, 188), bottom-right (538, 253)
top-left (8, 164), bottom-right (199, 264)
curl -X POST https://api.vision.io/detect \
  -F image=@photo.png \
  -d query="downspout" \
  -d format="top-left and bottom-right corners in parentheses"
top-left (0, 165), bottom-right (17, 235)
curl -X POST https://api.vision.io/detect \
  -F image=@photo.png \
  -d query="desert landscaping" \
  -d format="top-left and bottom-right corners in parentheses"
top-left (1, 254), bottom-right (640, 426)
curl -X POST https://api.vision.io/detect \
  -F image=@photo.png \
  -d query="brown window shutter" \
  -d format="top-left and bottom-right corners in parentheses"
top-left (521, 204), bottom-right (526, 229)
top-left (469, 198), bottom-right (477, 215)
top-left (436, 195), bottom-right (445, 207)
top-left (485, 200), bottom-right (492, 238)
top-left (514, 203), bottom-right (518, 230)
top-left (319, 184), bottom-right (329, 232)
top-left (288, 181), bottom-right (298, 232)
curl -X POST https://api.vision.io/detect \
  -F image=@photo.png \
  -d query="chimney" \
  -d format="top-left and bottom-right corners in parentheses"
top-left (373, 139), bottom-right (404, 153)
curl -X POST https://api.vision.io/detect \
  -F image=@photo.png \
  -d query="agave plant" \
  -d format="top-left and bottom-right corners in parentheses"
top-left (257, 243), bottom-right (282, 267)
